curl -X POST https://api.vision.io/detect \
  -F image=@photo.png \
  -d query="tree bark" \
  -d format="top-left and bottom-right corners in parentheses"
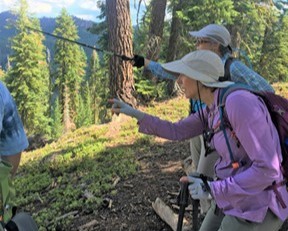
top-left (106, 0), bottom-right (136, 107)
top-left (166, 0), bottom-right (182, 62)
top-left (146, 0), bottom-right (167, 61)
top-left (166, 0), bottom-right (183, 96)
top-left (143, 0), bottom-right (167, 87)
top-left (63, 84), bottom-right (75, 133)
top-left (226, 25), bottom-right (241, 57)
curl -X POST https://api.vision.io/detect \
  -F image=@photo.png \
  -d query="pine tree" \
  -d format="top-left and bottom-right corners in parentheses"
top-left (76, 82), bottom-right (93, 127)
top-left (75, 93), bottom-right (86, 127)
top-left (277, 13), bottom-right (288, 81)
top-left (262, 12), bottom-right (288, 82)
top-left (53, 8), bottom-right (87, 132)
top-left (145, 0), bottom-right (167, 61)
top-left (84, 83), bottom-right (93, 125)
top-left (173, 0), bottom-right (236, 55)
top-left (87, 50), bottom-right (108, 124)
top-left (6, 0), bottom-right (50, 136)
top-left (50, 97), bottom-right (63, 139)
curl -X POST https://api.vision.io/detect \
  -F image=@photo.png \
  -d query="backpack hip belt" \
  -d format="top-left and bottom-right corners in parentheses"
top-left (265, 180), bottom-right (287, 209)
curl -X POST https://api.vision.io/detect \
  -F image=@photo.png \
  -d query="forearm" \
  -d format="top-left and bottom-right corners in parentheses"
top-left (145, 60), bottom-right (176, 80)
top-left (138, 114), bottom-right (203, 141)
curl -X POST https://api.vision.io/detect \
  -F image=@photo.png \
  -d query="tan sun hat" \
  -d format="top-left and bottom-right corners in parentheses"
top-left (189, 24), bottom-right (231, 49)
top-left (161, 50), bottom-right (234, 88)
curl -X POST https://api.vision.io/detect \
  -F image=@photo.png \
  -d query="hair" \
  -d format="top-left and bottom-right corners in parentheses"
top-left (219, 44), bottom-right (232, 57)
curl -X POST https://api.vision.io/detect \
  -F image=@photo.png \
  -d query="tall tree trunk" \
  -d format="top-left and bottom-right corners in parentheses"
top-left (143, 0), bottom-right (167, 82)
top-left (146, 0), bottom-right (167, 60)
top-left (166, 0), bottom-right (183, 96)
top-left (227, 25), bottom-right (241, 57)
top-left (258, 25), bottom-right (270, 68)
top-left (63, 84), bottom-right (75, 133)
top-left (106, 0), bottom-right (136, 107)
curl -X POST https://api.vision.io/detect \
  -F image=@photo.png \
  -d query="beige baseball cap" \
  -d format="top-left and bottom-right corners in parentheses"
top-left (162, 50), bottom-right (234, 88)
top-left (189, 24), bottom-right (231, 48)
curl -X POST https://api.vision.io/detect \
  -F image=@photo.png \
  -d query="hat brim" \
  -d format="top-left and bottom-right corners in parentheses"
top-left (189, 31), bottom-right (220, 44)
top-left (162, 60), bottom-right (234, 88)
top-left (189, 31), bottom-right (206, 38)
top-left (201, 81), bottom-right (234, 88)
top-left (189, 31), bottom-right (230, 47)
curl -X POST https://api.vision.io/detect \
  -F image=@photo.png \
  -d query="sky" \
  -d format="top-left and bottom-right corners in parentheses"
top-left (0, 0), bottom-right (146, 25)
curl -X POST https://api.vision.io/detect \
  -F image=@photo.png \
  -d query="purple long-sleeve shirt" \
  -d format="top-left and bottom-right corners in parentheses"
top-left (138, 89), bottom-right (288, 222)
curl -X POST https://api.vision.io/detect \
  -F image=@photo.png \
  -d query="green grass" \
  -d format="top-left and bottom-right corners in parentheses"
top-left (15, 96), bottom-right (189, 230)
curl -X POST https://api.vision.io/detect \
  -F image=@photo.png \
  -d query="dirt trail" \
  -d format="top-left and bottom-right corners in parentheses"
top-left (71, 140), bottom-right (192, 231)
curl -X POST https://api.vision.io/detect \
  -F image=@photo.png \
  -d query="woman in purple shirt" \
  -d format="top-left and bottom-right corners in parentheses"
top-left (110, 50), bottom-right (288, 230)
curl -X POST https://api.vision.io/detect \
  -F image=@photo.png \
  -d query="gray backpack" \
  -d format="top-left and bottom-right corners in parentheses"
top-left (2, 212), bottom-right (38, 231)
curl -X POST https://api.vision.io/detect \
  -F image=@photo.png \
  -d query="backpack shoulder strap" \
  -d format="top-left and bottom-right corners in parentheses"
top-left (218, 83), bottom-right (254, 169)
top-left (219, 83), bottom-right (254, 107)
top-left (219, 57), bottom-right (234, 82)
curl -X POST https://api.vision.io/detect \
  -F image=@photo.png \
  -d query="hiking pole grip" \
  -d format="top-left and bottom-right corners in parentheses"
top-left (177, 177), bottom-right (189, 231)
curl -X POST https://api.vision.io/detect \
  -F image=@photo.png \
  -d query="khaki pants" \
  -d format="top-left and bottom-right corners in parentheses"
top-left (190, 135), bottom-right (218, 177)
top-left (199, 201), bottom-right (283, 231)
top-left (189, 135), bottom-right (218, 213)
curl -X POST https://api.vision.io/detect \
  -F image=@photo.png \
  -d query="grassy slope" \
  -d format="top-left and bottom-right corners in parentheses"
top-left (15, 83), bottom-right (288, 230)
top-left (15, 96), bottom-right (189, 230)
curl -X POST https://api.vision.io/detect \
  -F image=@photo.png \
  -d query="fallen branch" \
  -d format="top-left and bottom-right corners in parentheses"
top-left (152, 197), bottom-right (189, 231)
top-left (78, 220), bottom-right (98, 230)
top-left (47, 210), bottom-right (79, 227)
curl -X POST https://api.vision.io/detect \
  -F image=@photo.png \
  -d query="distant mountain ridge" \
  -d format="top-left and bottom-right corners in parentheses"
top-left (0, 11), bottom-right (99, 69)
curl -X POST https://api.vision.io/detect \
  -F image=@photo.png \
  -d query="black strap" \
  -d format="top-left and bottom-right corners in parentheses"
top-left (199, 174), bottom-right (212, 194)
top-left (5, 220), bottom-right (19, 231)
top-left (219, 57), bottom-right (234, 82)
top-left (219, 102), bottom-right (235, 163)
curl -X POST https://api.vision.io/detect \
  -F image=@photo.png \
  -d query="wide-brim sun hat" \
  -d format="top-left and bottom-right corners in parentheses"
top-left (162, 50), bottom-right (234, 88)
top-left (189, 24), bottom-right (232, 50)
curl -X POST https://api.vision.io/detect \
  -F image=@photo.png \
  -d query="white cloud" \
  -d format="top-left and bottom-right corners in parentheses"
top-left (79, 1), bottom-right (99, 11)
top-left (0, 0), bottom-right (141, 23)
top-left (0, 0), bottom-right (17, 12)
top-left (55, 0), bottom-right (75, 8)
top-left (29, 2), bottom-right (52, 14)
top-left (30, 0), bottom-right (75, 8)
top-left (0, 0), bottom-right (77, 15)
top-left (38, 0), bottom-right (75, 7)
top-left (0, 0), bottom-right (53, 14)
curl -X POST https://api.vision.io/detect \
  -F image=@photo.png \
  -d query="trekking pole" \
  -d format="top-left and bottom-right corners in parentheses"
top-left (25, 26), bottom-right (134, 61)
top-left (177, 177), bottom-right (189, 231)
top-left (192, 198), bottom-right (200, 231)
top-left (178, 176), bottom-right (200, 231)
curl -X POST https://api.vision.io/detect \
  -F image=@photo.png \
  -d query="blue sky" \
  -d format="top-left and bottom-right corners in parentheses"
top-left (0, 0), bottom-right (146, 25)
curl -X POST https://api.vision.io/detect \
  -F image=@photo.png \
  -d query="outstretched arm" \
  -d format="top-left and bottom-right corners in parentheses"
top-left (109, 99), bottom-right (204, 141)
top-left (109, 98), bottom-right (145, 121)
top-left (132, 55), bottom-right (176, 80)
